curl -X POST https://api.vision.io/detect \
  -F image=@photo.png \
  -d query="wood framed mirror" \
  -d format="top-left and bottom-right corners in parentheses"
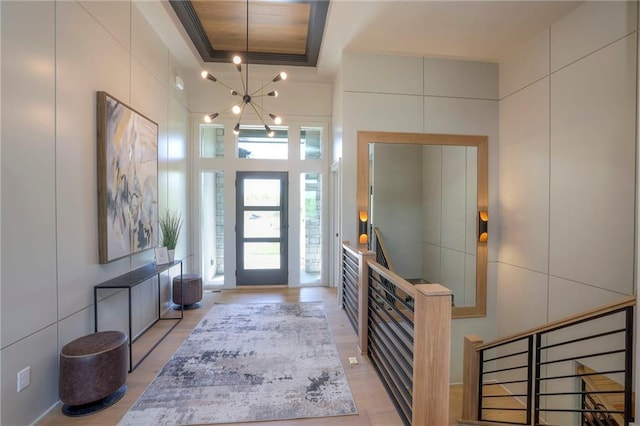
top-left (357, 131), bottom-right (488, 318)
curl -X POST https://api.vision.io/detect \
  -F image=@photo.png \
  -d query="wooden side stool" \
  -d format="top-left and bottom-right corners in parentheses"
top-left (59, 330), bottom-right (127, 416)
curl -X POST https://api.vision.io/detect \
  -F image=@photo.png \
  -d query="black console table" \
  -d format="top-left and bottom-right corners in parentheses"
top-left (94, 260), bottom-right (183, 372)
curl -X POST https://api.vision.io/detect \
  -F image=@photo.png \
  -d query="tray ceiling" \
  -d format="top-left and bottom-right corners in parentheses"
top-left (170, 0), bottom-right (329, 67)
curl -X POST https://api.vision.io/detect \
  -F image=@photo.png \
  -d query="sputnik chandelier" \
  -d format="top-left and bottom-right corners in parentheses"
top-left (201, 0), bottom-right (286, 138)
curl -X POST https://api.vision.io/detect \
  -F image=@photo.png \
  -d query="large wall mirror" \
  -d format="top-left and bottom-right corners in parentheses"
top-left (357, 131), bottom-right (488, 318)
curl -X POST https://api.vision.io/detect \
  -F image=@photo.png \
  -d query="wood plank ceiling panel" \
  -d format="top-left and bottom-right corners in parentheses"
top-left (170, 0), bottom-right (328, 67)
top-left (193, 1), bottom-right (310, 55)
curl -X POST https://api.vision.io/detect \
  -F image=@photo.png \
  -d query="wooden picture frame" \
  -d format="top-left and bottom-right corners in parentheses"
top-left (97, 91), bottom-right (158, 264)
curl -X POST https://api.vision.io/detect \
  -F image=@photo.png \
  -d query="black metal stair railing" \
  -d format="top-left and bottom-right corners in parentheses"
top-left (474, 298), bottom-right (634, 426)
top-left (340, 242), bottom-right (453, 425)
top-left (478, 335), bottom-right (533, 424)
top-left (533, 306), bottom-right (633, 425)
top-left (373, 228), bottom-right (391, 270)
top-left (341, 245), bottom-right (360, 334)
top-left (367, 267), bottom-right (415, 426)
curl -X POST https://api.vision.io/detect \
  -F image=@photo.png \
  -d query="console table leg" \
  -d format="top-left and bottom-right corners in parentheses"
top-left (128, 288), bottom-right (133, 373)
top-left (94, 287), bottom-right (98, 333)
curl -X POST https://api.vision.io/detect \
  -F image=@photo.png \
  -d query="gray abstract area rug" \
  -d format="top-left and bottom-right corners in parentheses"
top-left (118, 302), bottom-right (358, 425)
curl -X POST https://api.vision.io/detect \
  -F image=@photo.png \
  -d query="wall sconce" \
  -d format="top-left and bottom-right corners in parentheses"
top-left (478, 211), bottom-right (488, 242)
top-left (359, 211), bottom-right (368, 245)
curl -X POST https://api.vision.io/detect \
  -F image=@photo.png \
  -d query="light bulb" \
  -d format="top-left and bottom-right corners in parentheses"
top-left (201, 71), bottom-right (216, 82)
top-left (204, 113), bottom-right (219, 123)
top-left (233, 55), bottom-right (242, 65)
top-left (269, 114), bottom-right (282, 125)
top-left (267, 91), bottom-right (278, 97)
top-left (233, 123), bottom-right (240, 135)
top-left (272, 72), bottom-right (287, 82)
top-left (231, 90), bottom-right (238, 96)
top-left (265, 125), bottom-right (274, 137)
top-left (232, 105), bottom-right (241, 115)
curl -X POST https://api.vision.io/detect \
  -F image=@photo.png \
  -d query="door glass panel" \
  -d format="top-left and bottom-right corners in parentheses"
top-left (244, 211), bottom-right (281, 238)
top-left (244, 179), bottom-right (280, 206)
top-left (244, 242), bottom-right (281, 269)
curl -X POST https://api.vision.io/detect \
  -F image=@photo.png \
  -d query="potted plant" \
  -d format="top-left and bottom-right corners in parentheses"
top-left (159, 210), bottom-right (182, 262)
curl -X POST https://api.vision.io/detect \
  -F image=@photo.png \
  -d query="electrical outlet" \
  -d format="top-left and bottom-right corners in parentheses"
top-left (17, 366), bottom-right (30, 392)
top-left (348, 356), bottom-right (358, 365)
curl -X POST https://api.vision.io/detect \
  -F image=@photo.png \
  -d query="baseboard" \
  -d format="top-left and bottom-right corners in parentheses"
top-left (31, 401), bottom-right (61, 426)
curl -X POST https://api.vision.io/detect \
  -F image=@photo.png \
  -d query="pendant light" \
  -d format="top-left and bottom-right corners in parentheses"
top-left (200, 0), bottom-right (286, 137)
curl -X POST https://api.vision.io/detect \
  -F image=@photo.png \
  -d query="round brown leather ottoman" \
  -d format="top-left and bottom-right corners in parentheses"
top-left (59, 330), bottom-right (127, 416)
top-left (172, 273), bottom-right (203, 309)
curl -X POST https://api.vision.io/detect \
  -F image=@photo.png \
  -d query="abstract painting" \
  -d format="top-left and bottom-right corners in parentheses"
top-left (97, 91), bottom-right (158, 264)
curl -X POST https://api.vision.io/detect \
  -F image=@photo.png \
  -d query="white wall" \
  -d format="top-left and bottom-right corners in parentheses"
top-left (372, 143), bottom-right (423, 278)
top-left (0, 2), bottom-right (190, 424)
top-left (422, 145), bottom-right (478, 307)
top-left (498, 0), bottom-right (637, 335)
top-left (498, 2), bottom-right (637, 422)
top-left (336, 52), bottom-right (499, 382)
top-left (0, 3), bottom-right (3, 421)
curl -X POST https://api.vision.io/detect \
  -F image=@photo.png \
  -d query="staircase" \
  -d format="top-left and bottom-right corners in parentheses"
top-left (451, 383), bottom-right (528, 426)
top-left (578, 364), bottom-right (629, 426)
top-left (452, 368), bottom-right (630, 426)
top-left (341, 241), bottom-right (635, 426)
top-left (462, 297), bottom-right (635, 426)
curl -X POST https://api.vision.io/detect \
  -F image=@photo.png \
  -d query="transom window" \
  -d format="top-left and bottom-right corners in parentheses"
top-left (238, 126), bottom-right (288, 160)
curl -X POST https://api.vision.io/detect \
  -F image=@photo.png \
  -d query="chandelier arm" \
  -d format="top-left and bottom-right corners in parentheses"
top-left (250, 102), bottom-right (282, 125)
top-left (237, 104), bottom-right (247, 122)
top-left (250, 101), bottom-right (267, 113)
top-left (223, 102), bottom-right (241, 113)
top-left (250, 80), bottom-right (276, 97)
top-left (210, 78), bottom-right (240, 94)
top-left (248, 102), bottom-right (269, 127)
top-left (205, 103), bottom-right (236, 120)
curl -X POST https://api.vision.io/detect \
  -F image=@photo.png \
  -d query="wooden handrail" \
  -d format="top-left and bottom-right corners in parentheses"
top-left (368, 260), bottom-right (416, 299)
top-left (342, 241), bottom-right (361, 258)
top-left (477, 295), bottom-right (636, 351)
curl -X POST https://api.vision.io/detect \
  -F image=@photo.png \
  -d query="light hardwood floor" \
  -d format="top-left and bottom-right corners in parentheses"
top-left (39, 286), bottom-right (468, 426)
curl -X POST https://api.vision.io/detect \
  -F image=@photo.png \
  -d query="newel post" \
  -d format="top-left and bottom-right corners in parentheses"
top-left (462, 335), bottom-right (483, 421)
top-left (412, 284), bottom-right (452, 426)
top-left (357, 250), bottom-right (375, 355)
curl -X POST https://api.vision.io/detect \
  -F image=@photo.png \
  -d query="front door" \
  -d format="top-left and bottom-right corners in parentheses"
top-left (236, 172), bottom-right (288, 285)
